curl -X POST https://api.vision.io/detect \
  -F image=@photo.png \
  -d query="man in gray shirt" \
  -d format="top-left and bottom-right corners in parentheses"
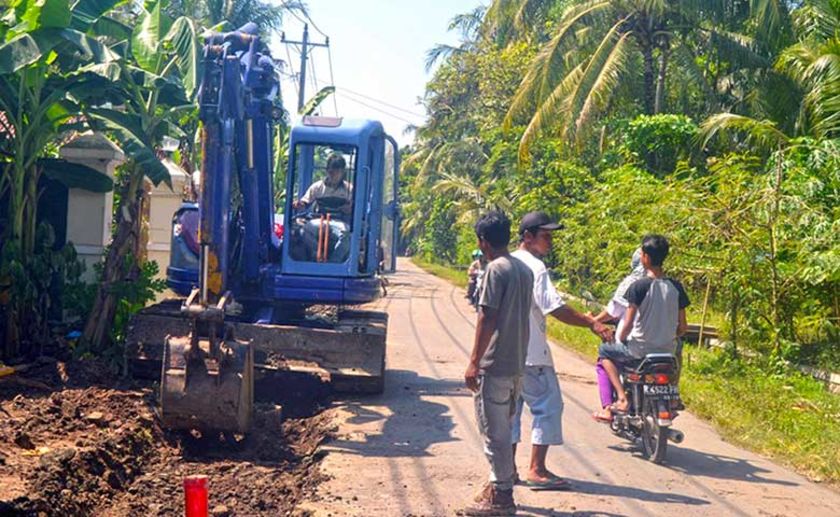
top-left (596, 234), bottom-right (689, 420)
top-left (463, 211), bottom-right (533, 516)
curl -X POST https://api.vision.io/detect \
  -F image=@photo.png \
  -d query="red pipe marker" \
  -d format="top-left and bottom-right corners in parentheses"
top-left (183, 475), bottom-right (209, 517)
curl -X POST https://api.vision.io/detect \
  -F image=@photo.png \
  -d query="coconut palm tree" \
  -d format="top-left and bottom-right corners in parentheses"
top-left (776, 0), bottom-right (840, 138)
top-left (702, 1), bottom-right (840, 148)
top-left (168, 0), bottom-right (306, 33)
top-left (425, 6), bottom-right (488, 72)
top-left (501, 0), bottom-right (791, 160)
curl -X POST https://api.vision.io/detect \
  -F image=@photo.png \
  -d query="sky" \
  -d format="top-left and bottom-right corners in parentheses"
top-left (268, 0), bottom-right (486, 147)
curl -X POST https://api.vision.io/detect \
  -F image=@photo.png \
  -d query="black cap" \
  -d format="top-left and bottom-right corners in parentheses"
top-left (518, 211), bottom-right (562, 235)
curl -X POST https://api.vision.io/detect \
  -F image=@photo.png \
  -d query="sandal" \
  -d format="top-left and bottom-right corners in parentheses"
top-left (609, 401), bottom-right (629, 414)
top-left (591, 410), bottom-right (613, 423)
top-left (521, 476), bottom-right (572, 491)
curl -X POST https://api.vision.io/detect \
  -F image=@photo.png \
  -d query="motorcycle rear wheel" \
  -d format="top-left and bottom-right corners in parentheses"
top-left (641, 414), bottom-right (668, 463)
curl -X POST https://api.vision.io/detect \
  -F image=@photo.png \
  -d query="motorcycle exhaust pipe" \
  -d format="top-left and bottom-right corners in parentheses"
top-left (668, 429), bottom-right (684, 444)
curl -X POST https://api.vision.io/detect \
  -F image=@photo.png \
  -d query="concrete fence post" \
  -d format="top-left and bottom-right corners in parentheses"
top-left (59, 133), bottom-right (125, 281)
top-left (145, 159), bottom-right (189, 283)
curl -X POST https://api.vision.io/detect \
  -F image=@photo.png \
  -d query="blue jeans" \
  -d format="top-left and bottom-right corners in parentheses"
top-left (598, 341), bottom-right (636, 364)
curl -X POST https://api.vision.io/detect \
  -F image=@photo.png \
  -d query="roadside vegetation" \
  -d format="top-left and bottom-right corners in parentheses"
top-left (404, 0), bottom-right (838, 376)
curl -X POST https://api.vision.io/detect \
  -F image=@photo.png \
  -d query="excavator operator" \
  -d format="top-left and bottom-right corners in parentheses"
top-left (293, 153), bottom-right (353, 216)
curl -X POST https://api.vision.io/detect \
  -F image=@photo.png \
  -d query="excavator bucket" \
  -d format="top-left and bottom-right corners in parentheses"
top-left (159, 334), bottom-right (254, 433)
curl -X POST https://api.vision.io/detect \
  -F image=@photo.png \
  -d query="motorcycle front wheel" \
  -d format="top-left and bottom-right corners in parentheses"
top-left (641, 413), bottom-right (668, 463)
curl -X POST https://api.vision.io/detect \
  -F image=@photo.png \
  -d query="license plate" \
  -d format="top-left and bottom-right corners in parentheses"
top-left (644, 384), bottom-right (680, 399)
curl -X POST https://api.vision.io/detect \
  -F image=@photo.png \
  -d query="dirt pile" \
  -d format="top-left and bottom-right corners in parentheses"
top-left (0, 359), bottom-right (332, 516)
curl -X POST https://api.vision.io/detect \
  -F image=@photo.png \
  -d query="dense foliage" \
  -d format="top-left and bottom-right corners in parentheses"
top-left (404, 0), bottom-right (839, 370)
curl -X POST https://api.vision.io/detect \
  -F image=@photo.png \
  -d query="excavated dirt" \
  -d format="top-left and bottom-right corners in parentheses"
top-left (0, 358), bottom-right (333, 516)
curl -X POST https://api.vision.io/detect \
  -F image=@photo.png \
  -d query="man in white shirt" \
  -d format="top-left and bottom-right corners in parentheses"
top-left (293, 153), bottom-right (353, 215)
top-left (510, 211), bottom-right (613, 489)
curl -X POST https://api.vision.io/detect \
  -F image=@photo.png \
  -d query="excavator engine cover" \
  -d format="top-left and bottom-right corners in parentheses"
top-left (160, 334), bottom-right (254, 433)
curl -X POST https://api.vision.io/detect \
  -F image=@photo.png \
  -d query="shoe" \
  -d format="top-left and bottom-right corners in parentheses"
top-left (459, 483), bottom-right (516, 516)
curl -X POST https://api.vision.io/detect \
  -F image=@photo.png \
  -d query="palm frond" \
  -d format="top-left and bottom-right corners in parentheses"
top-left (450, 6), bottom-right (488, 40)
top-left (705, 28), bottom-right (771, 69)
top-left (749, 0), bottom-right (789, 48)
top-left (504, 0), bottom-right (611, 128)
top-left (425, 44), bottom-right (462, 72)
top-left (792, 0), bottom-right (840, 41)
top-left (572, 31), bottom-right (633, 142)
top-left (517, 61), bottom-right (587, 162)
top-left (673, 44), bottom-right (718, 111)
top-left (699, 113), bottom-right (790, 153)
top-left (512, 0), bottom-right (552, 36)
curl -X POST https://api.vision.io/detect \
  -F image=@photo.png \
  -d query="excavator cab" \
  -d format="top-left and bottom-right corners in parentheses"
top-left (268, 116), bottom-right (400, 305)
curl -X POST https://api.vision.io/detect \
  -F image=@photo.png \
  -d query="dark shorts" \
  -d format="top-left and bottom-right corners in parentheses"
top-left (598, 342), bottom-right (636, 364)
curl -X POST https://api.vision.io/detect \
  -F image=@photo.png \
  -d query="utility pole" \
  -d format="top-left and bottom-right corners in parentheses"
top-left (281, 24), bottom-right (329, 113)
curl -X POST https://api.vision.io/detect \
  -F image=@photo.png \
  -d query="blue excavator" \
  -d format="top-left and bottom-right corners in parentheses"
top-left (126, 24), bottom-right (399, 433)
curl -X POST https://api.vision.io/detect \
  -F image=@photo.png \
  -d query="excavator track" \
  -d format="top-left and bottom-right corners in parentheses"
top-left (127, 301), bottom-right (387, 397)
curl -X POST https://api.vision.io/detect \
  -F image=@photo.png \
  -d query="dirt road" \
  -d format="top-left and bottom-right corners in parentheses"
top-left (305, 259), bottom-right (840, 516)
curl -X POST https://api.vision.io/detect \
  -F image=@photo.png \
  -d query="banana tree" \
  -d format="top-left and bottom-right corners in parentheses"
top-left (81, 0), bottom-right (199, 351)
top-left (0, 0), bottom-right (126, 357)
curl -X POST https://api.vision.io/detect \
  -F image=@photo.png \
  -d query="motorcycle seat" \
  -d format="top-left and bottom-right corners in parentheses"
top-left (622, 353), bottom-right (677, 373)
top-left (620, 360), bottom-right (643, 372)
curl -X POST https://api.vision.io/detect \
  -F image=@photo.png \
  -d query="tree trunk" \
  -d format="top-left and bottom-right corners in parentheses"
top-left (2, 162), bottom-right (35, 359)
top-left (642, 43), bottom-right (656, 115)
top-left (769, 151), bottom-right (784, 356)
top-left (730, 290), bottom-right (739, 358)
top-left (654, 43), bottom-right (670, 114)
top-left (81, 170), bottom-right (145, 352)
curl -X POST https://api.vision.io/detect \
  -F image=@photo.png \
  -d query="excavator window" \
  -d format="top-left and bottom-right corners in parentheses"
top-left (288, 144), bottom-right (358, 263)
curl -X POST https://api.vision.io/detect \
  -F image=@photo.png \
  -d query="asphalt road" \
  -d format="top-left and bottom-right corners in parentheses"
top-left (303, 259), bottom-right (840, 516)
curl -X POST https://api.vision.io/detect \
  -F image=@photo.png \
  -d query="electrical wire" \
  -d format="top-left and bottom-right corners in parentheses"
top-left (336, 92), bottom-right (422, 125)
top-left (309, 50), bottom-right (319, 98)
top-left (336, 86), bottom-right (426, 118)
top-left (280, 1), bottom-right (328, 39)
top-left (284, 43), bottom-right (300, 104)
top-left (326, 46), bottom-right (339, 116)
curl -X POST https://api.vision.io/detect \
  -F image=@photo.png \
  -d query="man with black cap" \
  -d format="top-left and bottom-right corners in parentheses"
top-left (510, 211), bottom-right (613, 489)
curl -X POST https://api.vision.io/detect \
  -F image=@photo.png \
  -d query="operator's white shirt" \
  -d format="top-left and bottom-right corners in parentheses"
top-left (300, 179), bottom-right (352, 205)
top-left (511, 249), bottom-right (565, 367)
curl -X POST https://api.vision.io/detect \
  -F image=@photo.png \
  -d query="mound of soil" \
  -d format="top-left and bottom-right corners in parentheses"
top-left (0, 358), bottom-right (333, 516)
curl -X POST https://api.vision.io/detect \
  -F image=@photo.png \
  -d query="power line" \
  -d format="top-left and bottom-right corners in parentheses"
top-left (280, 1), bottom-right (328, 38)
top-left (335, 92), bottom-right (422, 125)
top-left (326, 46), bottom-right (339, 116)
top-left (309, 50), bottom-right (319, 98)
top-left (337, 86), bottom-right (426, 118)
top-left (284, 43), bottom-right (299, 104)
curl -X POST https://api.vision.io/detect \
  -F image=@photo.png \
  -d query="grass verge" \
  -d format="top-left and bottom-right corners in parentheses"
top-left (411, 256), bottom-right (469, 289)
top-left (681, 347), bottom-right (840, 484)
top-left (411, 257), bottom-right (840, 485)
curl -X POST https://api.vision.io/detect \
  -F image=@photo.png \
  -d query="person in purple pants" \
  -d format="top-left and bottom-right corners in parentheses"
top-left (589, 249), bottom-right (645, 420)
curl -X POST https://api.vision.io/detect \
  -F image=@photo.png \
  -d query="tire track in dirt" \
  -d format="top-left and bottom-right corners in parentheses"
top-left (407, 283), bottom-right (479, 451)
top-left (448, 285), bottom-right (477, 329)
top-left (430, 288), bottom-right (471, 360)
top-left (402, 282), bottom-right (460, 516)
